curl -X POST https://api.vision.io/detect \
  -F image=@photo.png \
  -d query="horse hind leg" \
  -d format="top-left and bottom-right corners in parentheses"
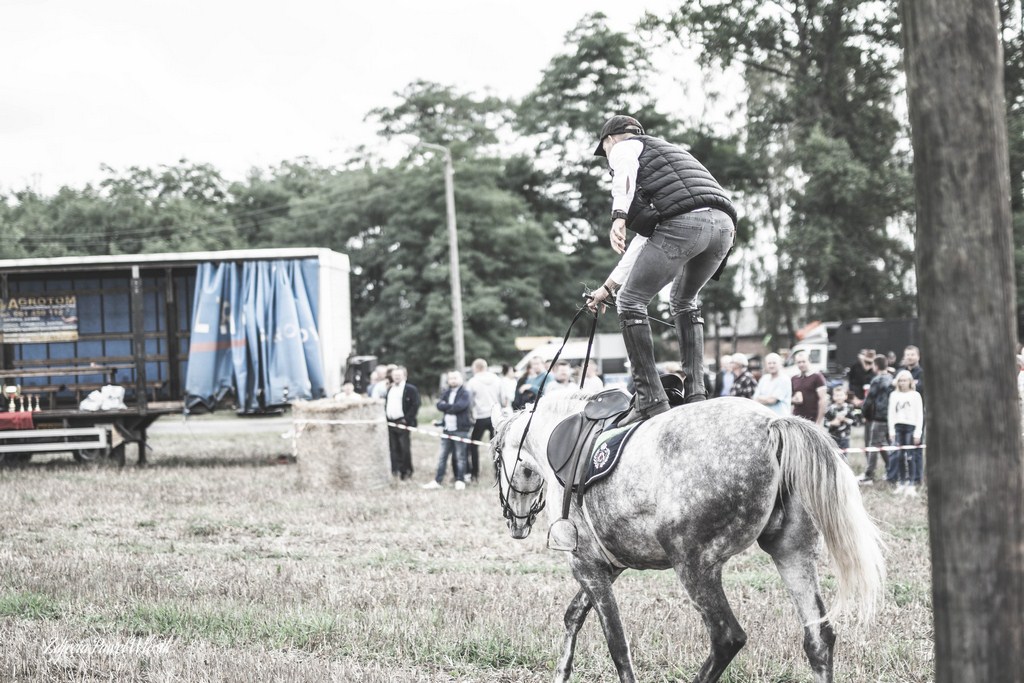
top-left (758, 501), bottom-right (836, 683)
top-left (672, 558), bottom-right (748, 683)
top-left (553, 588), bottom-right (593, 683)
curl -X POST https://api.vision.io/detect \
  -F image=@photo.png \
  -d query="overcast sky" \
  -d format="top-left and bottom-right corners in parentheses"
top-left (1, 0), bottom-right (686, 195)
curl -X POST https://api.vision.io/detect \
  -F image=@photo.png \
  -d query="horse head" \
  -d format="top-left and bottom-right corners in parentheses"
top-left (491, 405), bottom-right (546, 539)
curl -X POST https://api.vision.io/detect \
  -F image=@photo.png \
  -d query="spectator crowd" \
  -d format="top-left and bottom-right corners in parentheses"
top-left (350, 344), bottom-right (927, 495)
top-left (713, 345), bottom-right (926, 495)
top-left (358, 357), bottom-right (603, 491)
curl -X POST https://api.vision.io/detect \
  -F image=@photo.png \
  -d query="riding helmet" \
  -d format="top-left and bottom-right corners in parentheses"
top-left (594, 115), bottom-right (644, 157)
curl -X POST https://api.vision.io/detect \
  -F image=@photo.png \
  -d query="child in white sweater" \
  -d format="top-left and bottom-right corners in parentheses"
top-left (887, 370), bottom-right (924, 494)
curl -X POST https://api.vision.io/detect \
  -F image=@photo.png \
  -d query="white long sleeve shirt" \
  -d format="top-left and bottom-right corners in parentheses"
top-left (609, 233), bottom-right (646, 285)
top-left (606, 139), bottom-right (646, 285)
top-left (608, 139), bottom-right (643, 213)
top-left (887, 390), bottom-right (924, 438)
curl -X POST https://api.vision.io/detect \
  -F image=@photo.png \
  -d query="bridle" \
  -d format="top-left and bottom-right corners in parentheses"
top-left (493, 437), bottom-right (547, 528)
top-left (493, 300), bottom-right (599, 528)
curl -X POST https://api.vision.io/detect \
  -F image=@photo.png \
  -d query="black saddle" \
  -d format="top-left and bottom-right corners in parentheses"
top-left (547, 389), bottom-right (631, 485)
top-left (547, 376), bottom-right (687, 525)
top-left (661, 373), bottom-right (686, 407)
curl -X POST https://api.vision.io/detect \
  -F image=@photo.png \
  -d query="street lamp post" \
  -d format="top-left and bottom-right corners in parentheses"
top-left (420, 142), bottom-right (466, 373)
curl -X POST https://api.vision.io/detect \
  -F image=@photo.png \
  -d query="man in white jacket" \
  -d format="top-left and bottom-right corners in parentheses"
top-left (464, 358), bottom-right (502, 483)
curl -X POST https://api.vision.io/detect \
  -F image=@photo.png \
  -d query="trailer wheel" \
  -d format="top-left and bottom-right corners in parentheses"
top-left (73, 448), bottom-right (106, 463)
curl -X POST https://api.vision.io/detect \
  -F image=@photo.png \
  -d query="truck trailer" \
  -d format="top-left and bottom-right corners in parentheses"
top-left (1, 248), bottom-right (351, 464)
top-left (783, 318), bottom-right (920, 379)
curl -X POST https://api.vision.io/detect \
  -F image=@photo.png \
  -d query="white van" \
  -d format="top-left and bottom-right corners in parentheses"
top-left (781, 322), bottom-right (835, 378)
top-left (782, 340), bottom-right (832, 377)
top-left (515, 334), bottom-right (630, 387)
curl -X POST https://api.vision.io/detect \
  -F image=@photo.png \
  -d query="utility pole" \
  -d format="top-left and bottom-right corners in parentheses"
top-left (420, 142), bottom-right (466, 372)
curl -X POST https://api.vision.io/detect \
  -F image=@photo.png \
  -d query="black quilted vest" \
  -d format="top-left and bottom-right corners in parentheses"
top-left (624, 135), bottom-right (738, 237)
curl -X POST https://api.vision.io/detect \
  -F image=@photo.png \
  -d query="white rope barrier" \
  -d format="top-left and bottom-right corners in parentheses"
top-left (291, 417), bottom-right (490, 447)
top-left (841, 443), bottom-right (926, 455)
top-left (290, 418), bottom-right (921, 455)
top-left (292, 419), bottom-right (382, 425)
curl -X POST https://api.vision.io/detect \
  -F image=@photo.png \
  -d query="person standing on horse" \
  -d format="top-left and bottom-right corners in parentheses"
top-left (587, 115), bottom-right (738, 426)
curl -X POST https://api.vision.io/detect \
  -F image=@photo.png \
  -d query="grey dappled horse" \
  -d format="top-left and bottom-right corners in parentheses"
top-left (491, 394), bottom-right (885, 683)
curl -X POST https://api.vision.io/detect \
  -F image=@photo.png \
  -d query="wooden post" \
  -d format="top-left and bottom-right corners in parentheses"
top-left (901, 0), bottom-right (1024, 680)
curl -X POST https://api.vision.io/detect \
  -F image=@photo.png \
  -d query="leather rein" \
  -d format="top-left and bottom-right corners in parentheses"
top-left (494, 301), bottom-right (600, 526)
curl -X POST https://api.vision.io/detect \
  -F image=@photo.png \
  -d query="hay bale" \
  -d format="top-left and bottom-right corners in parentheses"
top-left (292, 398), bottom-right (390, 490)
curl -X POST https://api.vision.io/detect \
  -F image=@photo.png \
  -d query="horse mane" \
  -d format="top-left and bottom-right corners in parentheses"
top-left (492, 391), bottom-right (593, 464)
top-left (492, 411), bottom-right (519, 455)
top-left (536, 391), bottom-right (592, 415)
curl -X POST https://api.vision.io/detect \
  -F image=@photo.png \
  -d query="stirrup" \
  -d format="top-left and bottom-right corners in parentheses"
top-left (548, 518), bottom-right (578, 552)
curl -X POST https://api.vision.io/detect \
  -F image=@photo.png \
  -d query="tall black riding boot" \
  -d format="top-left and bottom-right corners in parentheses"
top-left (618, 312), bottom-right (670, 426)
top-left (674, 310), bottom-right (707, 403)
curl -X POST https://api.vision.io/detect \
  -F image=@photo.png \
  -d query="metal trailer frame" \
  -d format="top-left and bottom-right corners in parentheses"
top-left (1, 248), bottom-right (351, 465)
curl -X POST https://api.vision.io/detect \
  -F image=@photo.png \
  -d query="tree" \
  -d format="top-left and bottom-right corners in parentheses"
top-left (1, 162), bottom-right (240, 257)
top-left (655, 0), bottom-right (916, 342)
top-left (902, 0), bottom-right (1023, 680)
top-left (517, 13), bottom-right (754, 346)
top-left (367, 79), bottom-right (511, 154)
top-left (232, 82), bottom-right (580, 387)
top-left (96, 161), bottom-right (239, 254)
top-left (278, 155), bottom-right (573, 388)
top-left (1001, 0), bottom-right (1024, 336)
top-left (228, 158), bottom-right (337, 245)
top-left (0, 190), bottom-right (59, 258)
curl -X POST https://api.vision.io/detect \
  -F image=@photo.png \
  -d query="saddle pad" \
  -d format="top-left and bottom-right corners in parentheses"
top-left (581, 423), bottom-right (640, 489)
top-left (552, 422), bottom-right (640, 491)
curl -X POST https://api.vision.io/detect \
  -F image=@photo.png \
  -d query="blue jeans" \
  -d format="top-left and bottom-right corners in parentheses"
top-left (888, 423), bottom-right (918, 484)
top-left (865, 420), bottom-right (889, 479)
top-left (434, 430), bottom-right (470, 483)
top-left (907, 444), bottom-right (923, 485)
top-left (895, 423), bottom-right (924, 485)
top-left (616, 209), bottom-right (735, 317)
top-left (831, 434), bottom-right (850, 463)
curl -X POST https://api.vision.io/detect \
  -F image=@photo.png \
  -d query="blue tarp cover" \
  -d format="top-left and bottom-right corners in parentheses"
top-left (185, 259), bottom-right (324, 413)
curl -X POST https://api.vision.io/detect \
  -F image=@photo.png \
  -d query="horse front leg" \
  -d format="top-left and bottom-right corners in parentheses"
top-left (553, 589), bottom-right (592, 683)
top-left (575, 569), bottom-right (635, 683)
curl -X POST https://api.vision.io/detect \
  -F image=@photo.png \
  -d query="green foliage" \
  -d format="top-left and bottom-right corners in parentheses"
top-left (288, 155), bottom-right (575, 385)
top-left (228, 158), bottom-right (338, 245)
top-left (787, 126), bottom-right (915, 321)
top-left (367, 79), bottom-right (511, 154)
top-left (7, 2), bottom-right (1019, 380)
top-left (655, 0), bottom-right (916, 344)
top-left (516, 12), bottom-right (750, 335)
top-left (517, 13), bottom-right (675, 158)
top-left (1, 161), bottom-right (239, 257)
top-left (96, 162), bottom-right (240, 254)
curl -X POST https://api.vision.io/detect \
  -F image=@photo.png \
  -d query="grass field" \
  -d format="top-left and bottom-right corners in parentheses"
top-left (0, 414), bottom-right (934, 682)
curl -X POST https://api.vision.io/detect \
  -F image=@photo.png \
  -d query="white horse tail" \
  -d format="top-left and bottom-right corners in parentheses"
top-left (768, 416), bottom-right (886, 625)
